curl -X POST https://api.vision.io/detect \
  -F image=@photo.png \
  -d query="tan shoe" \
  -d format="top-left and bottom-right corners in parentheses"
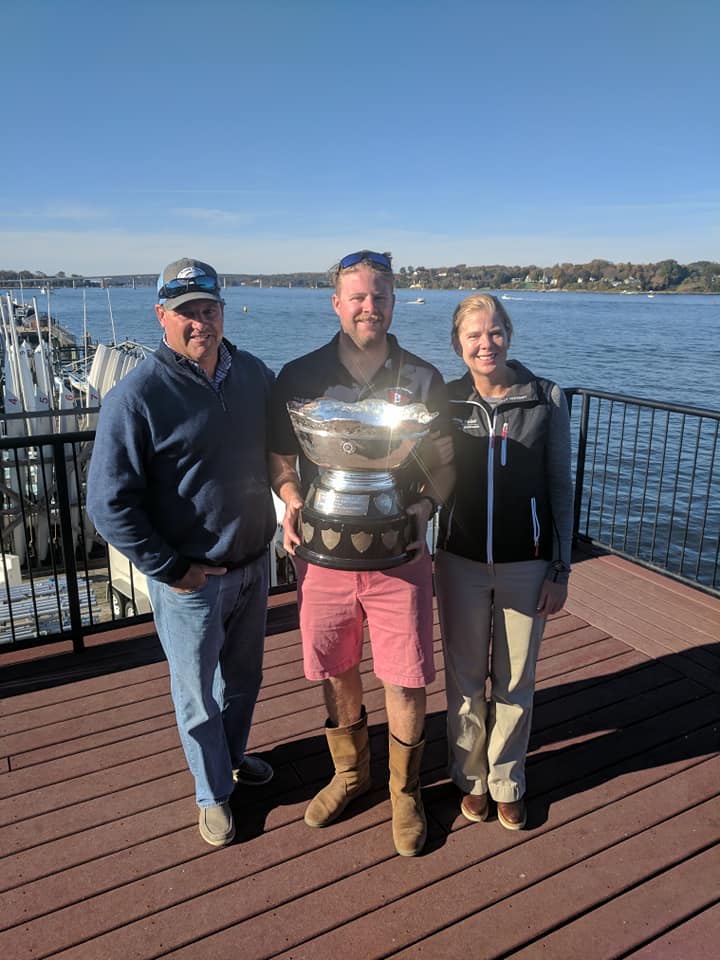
top-left (388, 733), bottom-right (427, 857)
top-left (198, 802), bottom-right (235, 847)
top-left (497, 799), bottom-right (527, 831)
top-left (304, 709), bottom-right (372, 828)
top-left (460, 793), bottom-right (489, 823)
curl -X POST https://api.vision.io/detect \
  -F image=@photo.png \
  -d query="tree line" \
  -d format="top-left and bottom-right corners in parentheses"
top-left (397, 259), bottom-right (720, 293)
top-left (1, 258), bottom-right (718, 293)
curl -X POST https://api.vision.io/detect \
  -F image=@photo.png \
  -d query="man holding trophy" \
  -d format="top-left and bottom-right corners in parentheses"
top-left (270, 250), bottom-right (454, 857)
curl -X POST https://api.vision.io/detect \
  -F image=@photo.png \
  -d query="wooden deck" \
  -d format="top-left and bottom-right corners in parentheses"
top-left (1, 552), bottom-right (719, 959)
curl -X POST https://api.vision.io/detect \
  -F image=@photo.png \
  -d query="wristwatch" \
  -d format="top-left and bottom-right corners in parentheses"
top-left (549, 560), bottom-right (571, 582)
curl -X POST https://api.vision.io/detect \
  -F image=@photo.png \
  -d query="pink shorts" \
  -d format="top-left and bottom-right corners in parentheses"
top-left (294, 551), bottom-right (436, 688)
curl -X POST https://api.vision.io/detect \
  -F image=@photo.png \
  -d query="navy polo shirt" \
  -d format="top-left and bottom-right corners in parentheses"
top-left (271, 332), bottom-right (450, 497)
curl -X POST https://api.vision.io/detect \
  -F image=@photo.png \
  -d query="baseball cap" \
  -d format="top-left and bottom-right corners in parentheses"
top-left (157, 258), bottom-right (224, 310)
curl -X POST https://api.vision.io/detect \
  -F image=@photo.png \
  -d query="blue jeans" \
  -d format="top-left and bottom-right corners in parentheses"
top-left (148, 556), bottom-right (269, 807)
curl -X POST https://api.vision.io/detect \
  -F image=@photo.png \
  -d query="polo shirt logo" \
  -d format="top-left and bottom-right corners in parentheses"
top-left (386, 388), bottom-right (413, 405)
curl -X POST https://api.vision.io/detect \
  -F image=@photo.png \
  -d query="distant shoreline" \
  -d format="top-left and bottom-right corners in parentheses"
top-left (1, 283), bottom-right (715, 297)
top-left (2, 256), bottom-right (718, 296)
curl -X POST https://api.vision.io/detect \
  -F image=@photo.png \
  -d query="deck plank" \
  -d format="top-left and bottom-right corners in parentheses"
top-left (507, 847), bottom-right (720, 960)
top-left (0, 553), bottom-right (718, 959)
top-left (263, 766), bottom-right (720, 960)
top-left (565, 558), bottom-right (720, 692)
top-left (623, 902), bottom-right (720, 959)
top-left (568, 559), bottom-right (719, 658)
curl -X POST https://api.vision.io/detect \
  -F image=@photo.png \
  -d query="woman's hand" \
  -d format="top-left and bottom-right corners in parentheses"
top-left (404, 497), bottom-right (434, 564)
top-left (536, 578), bottom-right (568, 616)
top-left (420, 432), bottom-right (454, 470)
top-left (432, 433), bottom-right (455, 467)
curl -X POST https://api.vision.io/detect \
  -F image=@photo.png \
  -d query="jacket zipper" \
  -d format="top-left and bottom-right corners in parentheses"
top-left (487, 409), bottom-right (498, 563)
top-left (531, 496), bottom-right (540, 557)
top-left (447, 397), bottom-right (518, 562)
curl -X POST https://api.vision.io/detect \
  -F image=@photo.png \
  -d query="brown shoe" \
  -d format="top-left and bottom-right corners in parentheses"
top-left (460, 793), bottom-right (489, 823)
top-left (497, 799), bottom-right (527, 831)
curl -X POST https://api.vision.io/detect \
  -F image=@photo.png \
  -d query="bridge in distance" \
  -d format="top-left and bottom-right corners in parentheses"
top-left (3, 273), bottom-right (330, 290)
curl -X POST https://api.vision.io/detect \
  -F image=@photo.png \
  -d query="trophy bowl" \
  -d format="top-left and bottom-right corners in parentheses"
top-left (288, 398), bottom-right (436, 470)
top-left (288, 398), bottom-right (437, 570)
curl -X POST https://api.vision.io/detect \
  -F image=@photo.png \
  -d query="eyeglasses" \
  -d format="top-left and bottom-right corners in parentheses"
top-left (338, 250), bottom-right (392, 272)
top-left (158, 275), bottom-right (220, 300)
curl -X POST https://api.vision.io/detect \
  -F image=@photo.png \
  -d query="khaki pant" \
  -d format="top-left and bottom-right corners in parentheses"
top-left (435, 550), bottom-right (549, 803)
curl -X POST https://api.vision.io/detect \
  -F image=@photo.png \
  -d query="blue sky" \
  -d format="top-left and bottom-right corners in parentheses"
top-left (1, 0), bottom-right (717, 275)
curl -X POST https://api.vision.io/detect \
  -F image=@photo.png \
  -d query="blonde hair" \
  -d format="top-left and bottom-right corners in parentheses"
top-left (451, 293), bottom-right (513, 345)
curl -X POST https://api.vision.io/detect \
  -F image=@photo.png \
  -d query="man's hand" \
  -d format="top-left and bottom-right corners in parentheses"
top-left (282, 493), bottom-right (304, 556)
top-left (171, 563), bottom-right (226, 593)
top-left (404, 497), bottom-right (434, 564)
top-left (269, 452), bottom-right (304, 555)
top-left (536, 579), bottom-right (568, 616)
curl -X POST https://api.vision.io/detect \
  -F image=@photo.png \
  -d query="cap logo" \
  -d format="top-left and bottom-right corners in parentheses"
top-left (176, 265), bottom-right (208, 279)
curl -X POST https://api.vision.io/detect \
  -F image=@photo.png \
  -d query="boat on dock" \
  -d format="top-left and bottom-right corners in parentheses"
top-left (0, 292), bottom-right (153, 607)
top-left (6, 298), bottom-right (78, 352)
top-left (62, 338), bottom-right (152, 425)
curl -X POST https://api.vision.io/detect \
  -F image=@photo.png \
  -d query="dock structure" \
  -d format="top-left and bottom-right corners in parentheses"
top-left (0, 575), bottom-right (99, 641)
top-left (0, 550), bottom-right (718, 959)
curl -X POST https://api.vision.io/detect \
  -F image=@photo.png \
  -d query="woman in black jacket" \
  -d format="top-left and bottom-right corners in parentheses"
top-left (435, 294), bottom-right (573, 830)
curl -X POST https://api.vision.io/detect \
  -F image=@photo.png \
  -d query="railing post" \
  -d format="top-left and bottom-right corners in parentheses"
top-left (573, 392), bottom-right (591, 546)
top-left (53, 437), bottom-right (85, 652)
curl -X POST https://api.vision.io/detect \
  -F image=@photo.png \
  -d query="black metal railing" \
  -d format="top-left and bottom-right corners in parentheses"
top-left (565, 389), bottom-right (719, 595)
top-left (0, 428), bottom-right (106, 651)
top-left (1, 390), bottom-right (718, 653)
top-left (0, 417), bottom-right (294, 653)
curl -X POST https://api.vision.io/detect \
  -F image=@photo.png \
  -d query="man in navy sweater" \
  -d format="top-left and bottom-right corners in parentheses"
top-left (88, 257), bottom-right (276, 847)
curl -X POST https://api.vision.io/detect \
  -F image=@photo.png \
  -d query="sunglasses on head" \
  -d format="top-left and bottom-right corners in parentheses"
top-left (158, 275), bottom-right (220, 300)
top-left (338, 250), bottom-right (392, 271)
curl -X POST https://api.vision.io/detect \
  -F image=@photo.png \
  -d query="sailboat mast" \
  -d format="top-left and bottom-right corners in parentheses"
top-left (106, 287), bottom-right (117, 345)
top-left (32, 297), bottom-right (55, 415)
top-left (82, 288), bottom-right (89, 379)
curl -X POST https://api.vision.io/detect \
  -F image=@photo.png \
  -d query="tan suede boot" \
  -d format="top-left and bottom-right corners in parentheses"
top-left (304, 710), bottom-right (372, 827)
top-left (388, 732), bottom-right (427, 857)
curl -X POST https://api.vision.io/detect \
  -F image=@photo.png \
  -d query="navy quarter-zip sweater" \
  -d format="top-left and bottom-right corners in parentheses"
top-left (87, 339), bottom-right (276, 584)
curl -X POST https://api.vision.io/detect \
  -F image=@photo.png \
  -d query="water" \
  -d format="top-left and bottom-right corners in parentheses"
top-left (21, 286), bottom-right (720, 410)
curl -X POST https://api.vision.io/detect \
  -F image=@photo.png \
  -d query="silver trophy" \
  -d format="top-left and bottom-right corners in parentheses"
top-left (288, 397), bottom-right (437, 570)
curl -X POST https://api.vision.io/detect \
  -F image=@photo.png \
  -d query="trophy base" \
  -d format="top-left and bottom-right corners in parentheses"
top-left (296, 505), bottom-right (415, 571)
